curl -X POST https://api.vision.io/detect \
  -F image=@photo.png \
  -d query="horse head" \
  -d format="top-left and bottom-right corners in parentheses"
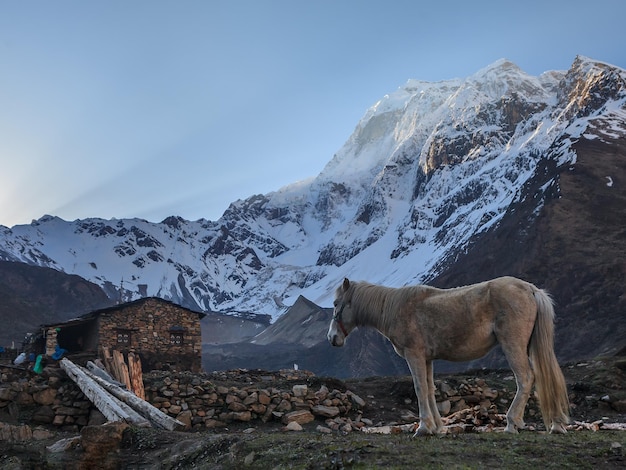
top-left (327, 278), bottom-right (355, 347)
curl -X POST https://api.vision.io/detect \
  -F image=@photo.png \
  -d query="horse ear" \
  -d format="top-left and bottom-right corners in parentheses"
top-left (343, 278), bottom-right (350, 291)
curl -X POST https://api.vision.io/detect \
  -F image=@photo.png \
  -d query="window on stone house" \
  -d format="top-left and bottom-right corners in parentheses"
top-left (169, 327), bottom-right (185, 345)
top-left (170, 332), bottom-right (183, 345)
top-left (116, 329), bottom-right (131, 345)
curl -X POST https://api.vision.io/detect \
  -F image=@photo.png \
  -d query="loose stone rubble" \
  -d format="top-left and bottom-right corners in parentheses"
top-left (1, 364), bottom-right (625, 441)
top-left (142, 368), bottom-right (367, 431)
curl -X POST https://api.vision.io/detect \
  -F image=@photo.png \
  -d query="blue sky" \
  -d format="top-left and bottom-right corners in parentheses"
top-left (1, 0), bottom-right (625, 227)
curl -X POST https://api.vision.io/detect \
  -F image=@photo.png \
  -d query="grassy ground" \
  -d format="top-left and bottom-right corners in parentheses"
top-left (4, 424), bottom-right (624, 469)
top-left (149, 428), bottom-right (625, 469)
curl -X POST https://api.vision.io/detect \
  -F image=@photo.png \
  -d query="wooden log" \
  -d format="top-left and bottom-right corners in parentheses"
top-left (86, 360), bottom-right (126, 388)
top-left (102, 347), bottom-right (115, 379)
top-left (81, 365), bottom-right (185, 431)
top-left (60, 358), bottom-right (151, 427)
top-left (127, 352), bottom-right (145, 400)
top-left (112, 349), bottom-right (132, 390)
top-left (103, 346), bottom-right (126, 387)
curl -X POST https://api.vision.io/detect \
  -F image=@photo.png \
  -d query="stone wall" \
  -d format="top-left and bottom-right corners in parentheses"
top-left (143, 369), bottom-right (366, 430)
top-left (1, 366), bottom-right (367, 433)
top-left (1, 365), bottom-right (536, 434)
top-left (0, 367), bottom-right (106, 433)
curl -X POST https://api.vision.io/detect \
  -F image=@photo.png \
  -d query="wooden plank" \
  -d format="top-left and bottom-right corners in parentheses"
top-left (81, 365), bottom-right (186, 431)
top-left (102, 347), bottom-right (115, 379)
top-left (112, 349), bottom-right (132, 390)
top-left (127, 352), bottom-right (145, 400)
top-left (103, 346), bottom-right (126, 387)
top-left (60, 358), bottom-right (151, 428)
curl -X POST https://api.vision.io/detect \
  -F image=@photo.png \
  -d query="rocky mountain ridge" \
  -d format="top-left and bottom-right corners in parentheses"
top-left (0, 56), bottom-right (624, 334)
top-left (0, 261), bottom-right (112, 347)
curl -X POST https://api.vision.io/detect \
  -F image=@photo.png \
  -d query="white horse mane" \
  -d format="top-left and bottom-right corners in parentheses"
top-left (350, 281), bottom-right (432, 332)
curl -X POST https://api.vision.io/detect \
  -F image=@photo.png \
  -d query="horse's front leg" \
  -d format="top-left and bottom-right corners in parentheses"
top-left (405, 353), bottom-right (439, 436)
top-left (426, 360), bottom-right (444, 433)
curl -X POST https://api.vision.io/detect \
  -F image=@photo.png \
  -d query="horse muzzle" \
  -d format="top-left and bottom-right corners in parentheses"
top-left (328, 332), bottom-right (345, 347)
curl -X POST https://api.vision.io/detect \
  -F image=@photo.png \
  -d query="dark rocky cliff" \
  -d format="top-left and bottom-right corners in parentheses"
top-left (0, 261), bottom-right (113, 348)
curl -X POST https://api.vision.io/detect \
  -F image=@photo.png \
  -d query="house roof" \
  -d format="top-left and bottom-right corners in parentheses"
top-left (42, 296), bottom-right (206, 329)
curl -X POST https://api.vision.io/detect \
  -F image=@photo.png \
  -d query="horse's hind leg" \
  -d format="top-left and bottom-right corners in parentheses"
top-left (501, 343), bottom-right (534, 433)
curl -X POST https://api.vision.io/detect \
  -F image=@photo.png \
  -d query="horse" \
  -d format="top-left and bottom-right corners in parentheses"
top-left (327, 276), bottom-right (569, 436)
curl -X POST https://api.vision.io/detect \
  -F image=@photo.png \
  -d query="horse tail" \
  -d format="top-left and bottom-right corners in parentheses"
top-left (529, 288), bottom-right (570, 432)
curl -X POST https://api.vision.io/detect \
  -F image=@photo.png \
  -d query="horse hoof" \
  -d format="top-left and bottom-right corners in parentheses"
top-left (504, 424), bottom-right (519, 434)
top-left (412, 427), bottom-right (434, 437)
top-left (550, 424), bottom-right (567, 434)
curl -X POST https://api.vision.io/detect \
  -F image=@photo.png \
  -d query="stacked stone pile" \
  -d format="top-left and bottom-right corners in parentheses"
top-left (0, 364), bottom-right (548, 435)
top-left (4, 363), bottom-right (624, 437)
top-left (434, 376), bottom-right (539, 416)
top-left (0, 367), bottom-right (104, 432)
top-left (432, 376), bottom-right (548, 432)
top-left (139, 370), bottom-right (544, 433)
top-left (0, 365), bottom-right (542, 434)
top-left (142, 369), bottom-right (366, 430)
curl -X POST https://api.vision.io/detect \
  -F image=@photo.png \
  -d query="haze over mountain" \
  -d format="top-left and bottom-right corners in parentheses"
top-left (1, 56), bottom-right (625, 374)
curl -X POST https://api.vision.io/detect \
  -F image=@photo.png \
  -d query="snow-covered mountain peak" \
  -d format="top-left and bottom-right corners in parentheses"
top-left (572, 55), bottom-right (616, 74)
top-left (1, 57), bottom-right (625, 320)
top-left (561, 56), bottom-right (626, 113)
top-left (463, 58), bottom-right (556, 104)
top-left (317, 75), bottom-right (464, 189)
top-left (470, 58), bottom-right (527, 81)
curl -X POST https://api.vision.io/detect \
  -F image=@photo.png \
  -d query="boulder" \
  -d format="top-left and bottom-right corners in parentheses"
top-left (284, 421), bottom-right (303, 431)
top-left (80, 421), bottom-right (129, 456)
top-left (0, 422), bottom-right (33, 441)
top-left (32, 387), bottom-right (57, 406)
top-left (282, 410), bottom-right (315, 425)
top-left (311, 405), bottom-right (340, 418)
top-left (348, 391), bottom-right (366, 407)
top-left (31, 405), bottom-right (55, 424)
top-left (292, 385), bottom-right (308, 397)
top-left (176, 410), bottom-right (193, 428)
top-left (46, 436), bottom-right (81, 453)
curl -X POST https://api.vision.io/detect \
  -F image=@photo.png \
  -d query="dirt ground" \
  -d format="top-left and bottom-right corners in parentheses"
top-left (1, 357), bottom-right (625, 469)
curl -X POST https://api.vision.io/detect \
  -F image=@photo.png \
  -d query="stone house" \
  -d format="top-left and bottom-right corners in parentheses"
top-left (40, 297), bottom-right (205, 372)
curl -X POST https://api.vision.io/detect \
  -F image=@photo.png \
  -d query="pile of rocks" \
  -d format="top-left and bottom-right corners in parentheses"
top-left (0, 367), bottom-right (104, 431)
top-left (436, 377), bottom-right (502, 415)
top-left (0, 364), bottom-right (548, 435)
top-left (0, 421), bottom-right (55, 441)
top-left (140, 370), bottom-right (542, 434)
top-left (325, 375), bottom-right (543, 435)
top-left (142, 370), bottom-right (366, 430)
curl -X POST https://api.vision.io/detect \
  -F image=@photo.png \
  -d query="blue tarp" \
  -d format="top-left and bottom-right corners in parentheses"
top-left (51, 345), bottom-right (67, 360)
